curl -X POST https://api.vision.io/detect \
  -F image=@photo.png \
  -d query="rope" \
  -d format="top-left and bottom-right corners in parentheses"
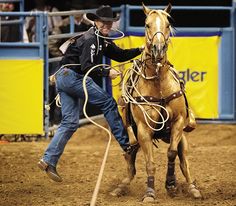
top-left (121, 59), bottom-right (170, 132)
top-left (94, 28), bottom-right (125, 40)
top-left (81, 64), bottom-right (113, 206)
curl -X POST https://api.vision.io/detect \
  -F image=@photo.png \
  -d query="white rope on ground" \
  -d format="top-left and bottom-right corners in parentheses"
top-left (81, 64), bottom-right (113, 206)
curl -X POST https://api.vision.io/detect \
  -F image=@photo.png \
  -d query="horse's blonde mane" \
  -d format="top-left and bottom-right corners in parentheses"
top-left (149, 9), bottom-right (171, 18)
top-left (147, 9), bottom-right (175, 36)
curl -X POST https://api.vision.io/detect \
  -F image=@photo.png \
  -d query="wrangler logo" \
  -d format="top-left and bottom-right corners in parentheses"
top-left (178, 68), bottom-right (207, 84)
top-left (90, 44), bottom-right (96, 63)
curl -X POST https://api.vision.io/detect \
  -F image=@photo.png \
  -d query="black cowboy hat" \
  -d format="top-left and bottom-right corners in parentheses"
top-left (86, 5), bottom-right (119, 22)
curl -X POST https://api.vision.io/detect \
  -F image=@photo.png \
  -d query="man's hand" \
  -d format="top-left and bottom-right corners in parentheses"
top-left (109, 68), bottom-right (121, 79)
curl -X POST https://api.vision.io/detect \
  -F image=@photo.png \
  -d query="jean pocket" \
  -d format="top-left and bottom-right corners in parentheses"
top-left (62, 69), bottom-right (70, 76)
top-left (57, 69), bottom-right (77, 88)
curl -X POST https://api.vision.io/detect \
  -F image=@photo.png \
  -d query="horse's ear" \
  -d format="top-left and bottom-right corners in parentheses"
top-left (164, 3), bottom-right (172, 14)
top-left (142, 2), bottom-right (151, 16)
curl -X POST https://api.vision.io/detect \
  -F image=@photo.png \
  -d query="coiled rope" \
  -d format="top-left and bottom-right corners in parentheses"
top-left (121, 59), bottom-right (169, 131)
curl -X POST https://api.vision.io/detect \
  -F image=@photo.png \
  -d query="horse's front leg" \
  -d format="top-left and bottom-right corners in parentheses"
top-left (165, 117), bottom-right (184, 196)
top-left (178, 134), bottom-right (202, 199)
top-left (138, 124), bottom-right (157, 202)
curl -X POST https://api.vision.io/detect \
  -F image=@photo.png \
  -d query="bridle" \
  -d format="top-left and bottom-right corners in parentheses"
top-left (145, 15), bottom-right (171, 63)
top-left (146, 30), bottom-right (169, 50)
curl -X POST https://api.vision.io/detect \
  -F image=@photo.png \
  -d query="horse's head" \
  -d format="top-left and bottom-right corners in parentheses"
top-left (142, 3), bottom-right (172, 63)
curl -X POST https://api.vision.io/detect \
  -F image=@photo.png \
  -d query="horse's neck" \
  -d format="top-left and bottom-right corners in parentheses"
top-left (142, 51), bottom-right (168, 77)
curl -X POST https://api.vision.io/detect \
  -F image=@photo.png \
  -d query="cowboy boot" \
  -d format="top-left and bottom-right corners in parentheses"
top-left (38, 159), bottom-right (62, 182)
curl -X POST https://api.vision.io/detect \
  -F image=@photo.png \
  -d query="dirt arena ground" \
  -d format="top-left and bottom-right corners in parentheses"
top-left (0, 119), bottom-right (235, 206)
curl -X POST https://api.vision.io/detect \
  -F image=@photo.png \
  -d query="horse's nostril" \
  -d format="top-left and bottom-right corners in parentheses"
top-left (152, 45), bottom-right (157, 52)
top-left (158, 44), bottom-right (162, 53)
top-left (152, 45), bottom-right (159, 56)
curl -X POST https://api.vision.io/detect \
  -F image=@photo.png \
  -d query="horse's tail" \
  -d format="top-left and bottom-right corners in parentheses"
top-left (183, 92), bottom-right (197, 132)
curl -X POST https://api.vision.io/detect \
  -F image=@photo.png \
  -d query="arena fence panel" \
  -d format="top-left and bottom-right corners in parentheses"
top-left (0, 10), bottom-right (48, 135)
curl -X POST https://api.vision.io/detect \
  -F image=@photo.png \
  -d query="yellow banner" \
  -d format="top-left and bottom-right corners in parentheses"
top-left (0, 59), bottom-right (44, 134)
top-left (111, 36), bottom-right (220, 119)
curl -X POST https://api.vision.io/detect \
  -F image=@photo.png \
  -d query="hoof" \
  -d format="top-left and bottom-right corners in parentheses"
top-left (189, 183), bottom-right (202, 199)
top-left (110, 186), bottom-right (128, 197)
top-left (165, 175), bottom-right (177, 197)
top-left (142, 196), bottom-right (155, 203)
top-left (166, 185), bottom-right (178, 197)
top-left (142, 188), bottom-right (156, 203)
top-left (110, 188), bottom-right (122, 197)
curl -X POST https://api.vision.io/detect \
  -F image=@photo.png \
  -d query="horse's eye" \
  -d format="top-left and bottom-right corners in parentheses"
top-left (145, 24), bottom-right (150, 29)
top-left (166, 24), bottom-right (170, 28)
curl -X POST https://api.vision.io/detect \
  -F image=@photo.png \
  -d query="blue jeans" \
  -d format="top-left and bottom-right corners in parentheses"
top-left (43, 68), bottom-right (130, 167)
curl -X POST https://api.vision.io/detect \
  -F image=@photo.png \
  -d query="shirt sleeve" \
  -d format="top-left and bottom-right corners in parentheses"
top-left (79, 37), bottom-right (110, 76)
top-left (104, 40), bottom-right (141, 62)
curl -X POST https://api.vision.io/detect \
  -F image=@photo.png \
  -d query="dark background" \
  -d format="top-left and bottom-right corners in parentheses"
top-left (24, 0), bottom-right (233, 27)
top-left (24, 0), bottom-right (233, 11)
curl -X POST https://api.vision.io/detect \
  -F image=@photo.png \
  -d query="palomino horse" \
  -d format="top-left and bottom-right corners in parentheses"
top-left (111, 3), bottom-right (202, 202)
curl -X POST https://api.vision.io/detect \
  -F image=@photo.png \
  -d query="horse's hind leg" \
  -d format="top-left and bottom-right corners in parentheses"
top-left (178, 135), bottom-right (202, 199)
top-left (110, 147), bottom-right (139, 197)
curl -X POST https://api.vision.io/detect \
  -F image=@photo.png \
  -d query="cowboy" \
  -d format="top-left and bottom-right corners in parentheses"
top-left (38, 5), bottom-right (143, 182)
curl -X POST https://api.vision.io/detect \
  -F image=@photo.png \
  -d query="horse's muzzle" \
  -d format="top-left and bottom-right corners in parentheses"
top-left (151, 43), bottom-right (166, 62)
